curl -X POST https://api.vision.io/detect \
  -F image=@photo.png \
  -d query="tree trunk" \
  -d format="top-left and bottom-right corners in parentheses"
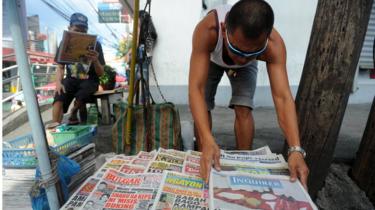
top-left (291, 0), bottom-right (373, 198)
top-left (351, 97), bottom-right (375, 204)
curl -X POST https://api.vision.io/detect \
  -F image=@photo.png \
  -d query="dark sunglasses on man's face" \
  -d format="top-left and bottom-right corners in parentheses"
top-left (225, 30), bottom-right (268, 58)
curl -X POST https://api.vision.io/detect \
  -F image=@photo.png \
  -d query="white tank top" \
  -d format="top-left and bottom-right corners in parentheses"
top-left (209, 4), bottom-right (257, 69)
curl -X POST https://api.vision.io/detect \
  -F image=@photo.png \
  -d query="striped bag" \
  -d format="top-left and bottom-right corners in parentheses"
top-left (111, 101), bottom-right (182, 155)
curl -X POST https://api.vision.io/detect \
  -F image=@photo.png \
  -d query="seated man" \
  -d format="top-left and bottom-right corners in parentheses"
top-left (52, 13), bottom-right (105, 125)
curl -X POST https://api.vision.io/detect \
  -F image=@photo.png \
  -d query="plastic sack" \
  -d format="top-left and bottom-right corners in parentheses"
top-left (57, 154), bottom-right (80, 201)
top-left (30, 154), bottom-right (80, 210)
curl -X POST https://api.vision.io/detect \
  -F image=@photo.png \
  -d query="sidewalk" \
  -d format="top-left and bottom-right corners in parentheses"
top-left (3, 103), bottom-right (372, 161)
top-left (2, 103), bottom-right (374, 209)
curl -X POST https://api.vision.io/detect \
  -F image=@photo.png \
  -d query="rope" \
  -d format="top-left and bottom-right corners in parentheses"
top-left (29, 152), bottom-right (60, 197)
top-left (150, 62), bottom-right (167, 103)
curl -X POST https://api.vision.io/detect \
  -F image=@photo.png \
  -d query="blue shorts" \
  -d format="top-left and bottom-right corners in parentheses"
top-left (205, 61), bottom-right (258, 110)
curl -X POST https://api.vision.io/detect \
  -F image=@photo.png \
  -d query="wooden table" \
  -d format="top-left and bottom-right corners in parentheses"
top-left (94, 88), bottom-right (126, 125)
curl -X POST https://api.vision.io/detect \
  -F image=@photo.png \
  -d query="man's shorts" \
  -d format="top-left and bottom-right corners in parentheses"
top-left (53, 77), bottom-right (99, 113)
top-left (205, 61), bottom-right (258, 110)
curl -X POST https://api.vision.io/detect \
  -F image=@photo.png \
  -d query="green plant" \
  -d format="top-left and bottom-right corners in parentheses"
top-left (99, 65), bottom-right (116, 90)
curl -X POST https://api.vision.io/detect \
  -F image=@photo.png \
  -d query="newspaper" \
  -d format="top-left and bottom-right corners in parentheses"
top-left (56, 30), bottom-right (97, 63)
top-left (154, 153), bottom-right (185, 165)
top-left (183, 162), bottom-right (201, 177)
top-left (220, 154), bottom-right (287, 167)
top-left (221, 146), bottom-right (272, 156)
top-left (60, 177), bottom-right (100, 210)
top-left (209, 170), bottom-right (317, 210)
top-left (188, 150), bottom-right (202, 157)
top-left (137, 151), bottom-right (157, 160)
top-left (119, 164), bottom-right (147, 174)
top-left (81, 179), bottom-right (116, 210)
top-left (147, 161), bottom-right (183, 173)
top-left (220, 163), bottom-right (289, 176)
top-left (158, 148), bottom-right (187, 159)
top-left (185, 154), bottom-right (201, 165)
top-left (151, 171), bottom-right (209, 210)
top-left (131, 158), bottom-right (152, 168)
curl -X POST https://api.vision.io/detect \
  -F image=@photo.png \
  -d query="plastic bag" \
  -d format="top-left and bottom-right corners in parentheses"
top-left (57, 154), bottom-right (80, 201)
top-left (30, 153), bottom-right (80, 209)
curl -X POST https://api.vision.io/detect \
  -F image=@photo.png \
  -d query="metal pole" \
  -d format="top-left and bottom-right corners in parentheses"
top-left (6, 0), bottom-right (60, 209)
top-left (125, 0), bottom-right (140, 146)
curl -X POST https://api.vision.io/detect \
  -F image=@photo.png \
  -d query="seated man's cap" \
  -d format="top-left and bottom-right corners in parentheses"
top-left (70, 13), bottom-right (88, 29)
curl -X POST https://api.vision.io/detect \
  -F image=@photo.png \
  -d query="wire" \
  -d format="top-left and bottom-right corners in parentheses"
top-left (40, 0), bottom-right (69, 21)
top-left (64, 0), bottom-right (121, 47)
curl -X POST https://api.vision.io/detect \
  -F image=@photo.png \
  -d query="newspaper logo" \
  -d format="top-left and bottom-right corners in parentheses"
top-left (229, 176), bottom-right (282, 188)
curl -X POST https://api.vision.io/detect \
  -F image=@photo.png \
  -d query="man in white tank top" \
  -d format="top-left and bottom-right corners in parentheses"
top-left (189, 0), bottom-right (309, 188)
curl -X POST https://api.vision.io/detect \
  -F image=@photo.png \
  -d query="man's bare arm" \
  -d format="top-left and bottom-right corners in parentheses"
top-left (189, 12), bottom-right (220, 183)
top-left (260, 29), bottom-right (309, 188)
top-left (261, 29), bottom-right (301, 147)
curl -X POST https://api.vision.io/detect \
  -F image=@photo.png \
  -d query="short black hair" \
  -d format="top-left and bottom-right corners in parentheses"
top-left (226, 0), bottom-right (274, 39)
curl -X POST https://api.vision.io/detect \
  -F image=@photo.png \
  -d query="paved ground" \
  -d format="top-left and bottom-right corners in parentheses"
top-left (5, 103), bottom-right (371, 160)
top-left (2, 102), bottom-right (374, 209)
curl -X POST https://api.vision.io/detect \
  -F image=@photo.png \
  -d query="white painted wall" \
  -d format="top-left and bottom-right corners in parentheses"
top-left (142, 0), bottom-right (373, 106)
top-left (141, 0), bottom-right (201, 86)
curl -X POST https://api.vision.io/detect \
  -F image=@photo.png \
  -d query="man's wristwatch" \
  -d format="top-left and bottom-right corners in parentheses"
top-left (288, 146), bottom-right (306, 158)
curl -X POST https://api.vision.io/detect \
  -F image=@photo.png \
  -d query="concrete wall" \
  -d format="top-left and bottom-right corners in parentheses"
top-left (142, 0), bottom-right (374, 107)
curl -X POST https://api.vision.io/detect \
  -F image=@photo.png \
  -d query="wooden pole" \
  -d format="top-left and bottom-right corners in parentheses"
top-left (290, 0), bottom-right (373, 198)
top-left (351, 97), bottom-right (375, 204)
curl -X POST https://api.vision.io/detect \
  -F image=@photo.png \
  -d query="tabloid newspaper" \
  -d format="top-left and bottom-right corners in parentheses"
top-left (220, 163), bottom-right (289, 176)
top-left (183, 162), bottom-right (201, 177)
top-left (220, 153), bottom-right (286, 164)
top-left (209, 170), bottom-right (317, 210)
top-left (137, 151), bottom-right (157, 160)
top-left (119, 164), bottom-right (146, 174)
top-left (221, 146), bottom-right (272, 156)
top-left (154, 153), bottom-right (185, 165)
top-left (131, 158), bottom-right (152, 168)
top-left (60, 177), bottom-right (100, 210)
top-left (188, 150), bottom-right (202, 157)
top-left (158, 148), bottom-right (187, 159)
top-left (185, 154), bottom-right (201, 165)
top-left (147, 161), bottom-right (183, 173)
top-left (151, 171), bottom-right (209, 210)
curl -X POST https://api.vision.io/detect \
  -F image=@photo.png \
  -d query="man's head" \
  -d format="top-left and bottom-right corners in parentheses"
top-left (222, 0), bottom-right (274, 64)
top-left (69, 13), bottom-right (88, 33)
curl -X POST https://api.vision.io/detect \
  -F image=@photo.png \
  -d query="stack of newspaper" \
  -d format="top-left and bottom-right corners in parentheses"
top-left (211, 146), bottom-right (317, 210)
top-left (61, 146), bottom-right (317, 210)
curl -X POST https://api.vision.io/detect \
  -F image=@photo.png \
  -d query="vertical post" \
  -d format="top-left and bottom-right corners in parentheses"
top-left (6, 0), bottom-right (60, 209)
top-left (351, 96), bottom-right (375, 204)
top-left (289, 0), bottom-right (373, 198)
top-left (125, 0), bottom-right (140, 147)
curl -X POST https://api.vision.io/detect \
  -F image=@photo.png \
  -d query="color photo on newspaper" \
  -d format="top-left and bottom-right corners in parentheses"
top-left (209, 170), bottom-right (318, 210)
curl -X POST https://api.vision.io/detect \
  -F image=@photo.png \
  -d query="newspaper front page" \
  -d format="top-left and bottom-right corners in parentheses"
top-left (151, 171), bottom-right (209, 210)
top-left (210, 170), bottom-right (317, 210)
top-left (61, 177), bottom-right (100, 210)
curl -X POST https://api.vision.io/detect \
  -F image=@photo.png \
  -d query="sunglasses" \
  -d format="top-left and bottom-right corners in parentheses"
top-left (225, 30), bottom-right (268, 58)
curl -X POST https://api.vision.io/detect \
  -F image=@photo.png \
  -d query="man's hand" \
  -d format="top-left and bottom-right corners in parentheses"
top-left (288, 152), bottom-right (309, 190)
top-left (86, 50), bottom-right (99, 63)
top-left (200, 137), bottom-right (221, 184)
top-left (55, 81), bottom-right (65, 95)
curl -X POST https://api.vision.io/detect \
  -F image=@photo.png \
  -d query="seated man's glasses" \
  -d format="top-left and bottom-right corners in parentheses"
top-left (225, 30), bottom-right (268, 58)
